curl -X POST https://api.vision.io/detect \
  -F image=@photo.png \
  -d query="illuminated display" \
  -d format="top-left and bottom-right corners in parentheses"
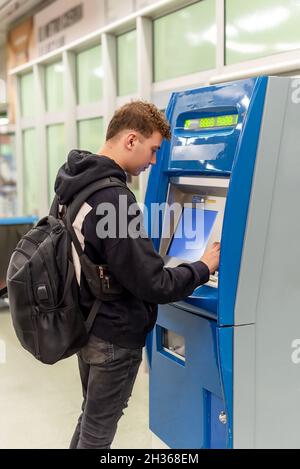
top-left (184, 114), bottom-right (238, 130)
top-left (200, 117), bottom-right (215, 128)
top-left (167, 207), bottom-right (218, 262)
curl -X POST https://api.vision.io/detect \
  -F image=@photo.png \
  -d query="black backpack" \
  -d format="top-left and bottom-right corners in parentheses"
top-left (5, 177), bottom-right (127, 365)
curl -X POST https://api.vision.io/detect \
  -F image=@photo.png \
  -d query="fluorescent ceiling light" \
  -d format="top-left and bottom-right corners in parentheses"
top-left (54, 63), bottom-right (64, 73)
top-left (275, 42), bottom-right (300, 51)
top-left (226, 40), bottom-right (267, 54)
top-left (0, 117), bottom-right (9, 126)
top-left (185, 32), bottom-right (204, 47)
top-left (185, 25), bottom-right (217, 46)
top-left (241, 96), bottom-right (250, 109)
top-left (93, 67), bottom-right (103, 78)
top-left (226, 25), bottom-right (238, 39)
top-left (179, 10), bottom-right (191, 20)
top-left (237, 7), bottom-right (290, 32)
top-left (0, 78), bottom-right (6, 103)
top-left (201, 25), bottom-right (217, 45)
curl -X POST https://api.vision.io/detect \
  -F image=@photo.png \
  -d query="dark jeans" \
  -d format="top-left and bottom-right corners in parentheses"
top-left (70, 334), bottom-right (142, 449)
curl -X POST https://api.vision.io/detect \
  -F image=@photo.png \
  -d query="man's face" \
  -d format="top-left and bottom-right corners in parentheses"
top-left (124, 130), bottom-right (163, 176)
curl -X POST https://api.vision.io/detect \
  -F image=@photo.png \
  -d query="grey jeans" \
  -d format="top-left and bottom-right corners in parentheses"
top-left (70, 334), bottom-right (142, 449)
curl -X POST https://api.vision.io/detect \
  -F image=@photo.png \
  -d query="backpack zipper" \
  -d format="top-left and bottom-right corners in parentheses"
top-left (31, 307), bottom-right (41, 361)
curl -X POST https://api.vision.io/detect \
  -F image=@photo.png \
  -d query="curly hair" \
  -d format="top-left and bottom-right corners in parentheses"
top-left (106, 100), bottom-right (171, 141)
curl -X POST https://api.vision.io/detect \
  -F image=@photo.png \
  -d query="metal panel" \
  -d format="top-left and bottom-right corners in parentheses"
top-left (170, 176), bottom-right (229, 189)
top-left (233, 324), bottom-right (256, 449)
top-left (234, 77), bottom-right (290, 326)
top-left (234, 77), bottom-right (300, 448)
top-left (252, 78), bottom-right (300, 448)
top-left (218, 76), bottom-right (268, 326)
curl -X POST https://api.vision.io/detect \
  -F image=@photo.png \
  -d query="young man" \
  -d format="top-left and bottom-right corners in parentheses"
top-left (54, 101), bottom-right (220, 449)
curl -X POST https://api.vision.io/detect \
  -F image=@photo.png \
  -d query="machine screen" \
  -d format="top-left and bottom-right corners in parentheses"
top-left (167, 207), bottom-right (218, 262)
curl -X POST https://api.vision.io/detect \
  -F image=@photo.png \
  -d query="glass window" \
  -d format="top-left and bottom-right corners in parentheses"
top-left (47, 124), bottom-right (66, 203)
top-left (153, 1), bottom-right (216, 82)
top-left (78, 118), bottom-right (104, 154)
top-left (45, 62), bottom-right (64, 112)
top-left (23, 129), bottom-right (38, 215)
top-left (226, 0), bottom-right (300, 65)
top-left (77, 45), bottom-right (103, 104)
top-left (117, 30), bottom-right (137, 96)
top-left (20, 72), bottom-right (35, 118)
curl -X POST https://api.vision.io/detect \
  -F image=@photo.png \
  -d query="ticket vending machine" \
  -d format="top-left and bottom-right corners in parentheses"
top-left (145, 77), bottom-right (300, 449)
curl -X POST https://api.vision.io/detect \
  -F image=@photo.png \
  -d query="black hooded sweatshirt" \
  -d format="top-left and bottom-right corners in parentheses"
top-left (55, 150), bottom-right (210, 348)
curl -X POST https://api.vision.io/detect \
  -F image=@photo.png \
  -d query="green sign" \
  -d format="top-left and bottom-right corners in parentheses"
top-left (184, 114), bottom-right (238, 130)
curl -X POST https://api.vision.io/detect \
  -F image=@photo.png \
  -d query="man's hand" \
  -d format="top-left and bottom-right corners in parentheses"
top-left (200, 242), bottom-right (220, 274)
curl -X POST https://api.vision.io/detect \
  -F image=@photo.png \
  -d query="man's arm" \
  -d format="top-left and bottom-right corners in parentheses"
top-left (105, 234), bottom-right (211, 304)
top-left (84, 188), bottom-right (219, 304)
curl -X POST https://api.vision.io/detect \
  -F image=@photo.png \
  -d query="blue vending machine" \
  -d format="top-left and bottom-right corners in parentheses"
top-left (145, 76), bottom-right (300, 448)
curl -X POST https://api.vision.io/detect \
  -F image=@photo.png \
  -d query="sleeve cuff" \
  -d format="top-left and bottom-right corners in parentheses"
top-left (190, 260), bottom-right (210, 285)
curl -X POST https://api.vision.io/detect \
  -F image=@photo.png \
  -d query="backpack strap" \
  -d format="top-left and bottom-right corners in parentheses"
top-left (64, 176), bottom-right (129, 301)
top-left (69, 176), bottom-right (129, 224)
top-left (65, 176), bottom-right (128, 258)
top-left (49, 195), bottom-right (60, 217)
top-left (85, 298), bottom-right (101, 333)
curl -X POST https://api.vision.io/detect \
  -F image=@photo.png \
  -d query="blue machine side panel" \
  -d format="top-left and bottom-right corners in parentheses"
top-left (209, 393), bottom-right (228, 448)
top-left (218, 77), bottom-right (268, 325)
top-left (150, 304), bottom-right (227, 449)
top-left (217, 326), bottom-right (234, 448)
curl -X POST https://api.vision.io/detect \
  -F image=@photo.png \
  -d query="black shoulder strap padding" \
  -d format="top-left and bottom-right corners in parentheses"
top-left (66, 177), bottom-right (128, 259)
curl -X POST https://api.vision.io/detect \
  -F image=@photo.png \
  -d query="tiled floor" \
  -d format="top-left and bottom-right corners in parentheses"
top-left (0, 308), bottom-right (152, 449)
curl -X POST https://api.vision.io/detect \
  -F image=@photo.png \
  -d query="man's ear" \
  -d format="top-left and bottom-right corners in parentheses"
top-left (126, 132), bottom-right (137, 150)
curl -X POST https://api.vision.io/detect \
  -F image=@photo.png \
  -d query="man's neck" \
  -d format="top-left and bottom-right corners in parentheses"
top-left (97, 144), bottom-right (127, 172)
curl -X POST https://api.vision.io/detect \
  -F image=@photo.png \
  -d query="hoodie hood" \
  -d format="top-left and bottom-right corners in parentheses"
top-left (54, 150), bottom-right (127, 205)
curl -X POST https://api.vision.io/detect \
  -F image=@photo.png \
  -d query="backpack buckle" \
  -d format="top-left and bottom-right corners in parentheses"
top-left (37, 285), bottom-right (49, 301)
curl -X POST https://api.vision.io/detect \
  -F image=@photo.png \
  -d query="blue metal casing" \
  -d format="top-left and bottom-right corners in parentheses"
top-left (145, 78), bottom-right (268, 448)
